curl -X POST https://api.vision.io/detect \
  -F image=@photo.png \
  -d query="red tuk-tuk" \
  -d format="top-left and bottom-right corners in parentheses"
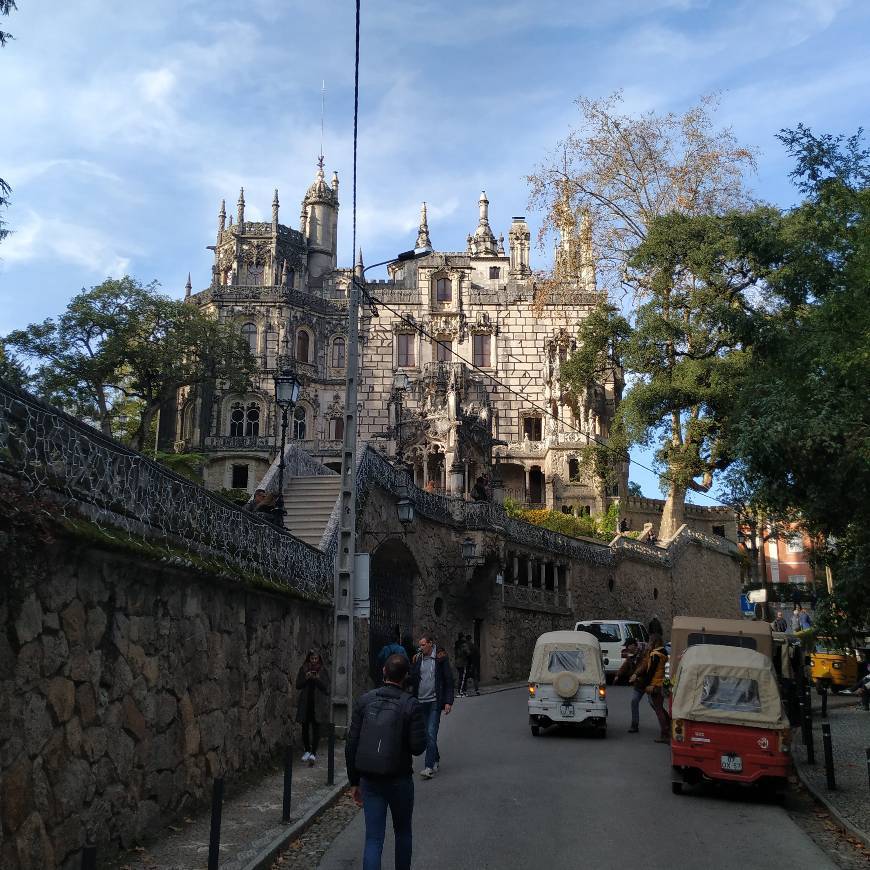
top-left (670, 644), bottom-right (791, 795)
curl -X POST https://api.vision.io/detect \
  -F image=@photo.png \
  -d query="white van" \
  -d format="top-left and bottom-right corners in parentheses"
top-left (574, 620), bottom-right (649, 683)
top-left (528, 630), bottom-right (608, 737)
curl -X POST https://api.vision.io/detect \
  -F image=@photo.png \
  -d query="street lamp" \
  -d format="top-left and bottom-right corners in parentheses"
top-left (395, 481), bottom-right (415, 527)
top-left (273, 366), bottom-right (301, 522)
top-left (462, 536), bottom-right (477, 562)
top-left (392, 370), bottom-right (410, 474)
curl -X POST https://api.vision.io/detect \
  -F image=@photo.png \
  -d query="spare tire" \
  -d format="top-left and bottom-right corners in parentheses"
top-left (553, 671), bottom-right (580, 699)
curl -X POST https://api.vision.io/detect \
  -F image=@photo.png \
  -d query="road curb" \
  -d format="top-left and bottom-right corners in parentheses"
top-left (240, 775), bottom-right (350, 870)
top-left (793, 762), bottom-right (870, 851)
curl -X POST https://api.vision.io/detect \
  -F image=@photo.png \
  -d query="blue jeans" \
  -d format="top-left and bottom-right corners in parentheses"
top-left (418, 700), bottom-right (441, 769)
top-left (361, 775), bottom-right (414, 870)
top-left (630, 688), bottom-right (643, 728)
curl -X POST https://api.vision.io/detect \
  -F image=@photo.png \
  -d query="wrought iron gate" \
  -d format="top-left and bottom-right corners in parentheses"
top-left (368, 547), bottom-right (415, 682)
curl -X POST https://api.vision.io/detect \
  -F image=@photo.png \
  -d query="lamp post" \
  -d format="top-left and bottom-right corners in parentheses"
top-left (392, 370), bottom-right (410, 476)
top-left (273, 366), bottom-right (301, 522)
top-left (331, 244), bottom-right (432, 733)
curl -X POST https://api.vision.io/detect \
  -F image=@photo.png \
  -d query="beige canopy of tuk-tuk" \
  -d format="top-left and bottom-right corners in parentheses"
top-left (671, 644), bottom-right (786, 729)
top-left (528, 630), bottom-right (605, 685)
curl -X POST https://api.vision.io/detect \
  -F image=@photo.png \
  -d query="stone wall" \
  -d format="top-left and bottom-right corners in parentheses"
top-left (0, 521), bottom-right (331, 870)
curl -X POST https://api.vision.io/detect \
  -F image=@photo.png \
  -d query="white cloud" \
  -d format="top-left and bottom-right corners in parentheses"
top-left (0, 210), bottom-right (133, 277)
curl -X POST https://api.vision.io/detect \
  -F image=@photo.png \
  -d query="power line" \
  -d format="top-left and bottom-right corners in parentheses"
top-left (357, 281), bottom-right (732, 510)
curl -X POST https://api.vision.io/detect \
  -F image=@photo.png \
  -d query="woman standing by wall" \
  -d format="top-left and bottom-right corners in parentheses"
top-left (296, 650), bottom-right (331, 764)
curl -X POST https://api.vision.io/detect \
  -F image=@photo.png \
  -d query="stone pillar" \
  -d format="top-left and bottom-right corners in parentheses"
top-left (449, 457), bottom-right (464, 496)
top-left (523, 467), bottom-right (530, 504)
top-left (539, 561), bottom-right (546, 590)
top-left (512, 553), bottom-right (519, 585)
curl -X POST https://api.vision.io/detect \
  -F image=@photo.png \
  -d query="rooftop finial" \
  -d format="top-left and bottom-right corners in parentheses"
top-left (416, 201), bottom-right (431, 250)
top-left (237, 187), bottom-right (245, 225)
top-left (218, 199), bottom-right (226, 233)
top-left (185, 273), bottom-right (192, 298)
top-left (356, 247), bottom-right (364, 270)
top-left (272, 188), bottom-right (279, 224)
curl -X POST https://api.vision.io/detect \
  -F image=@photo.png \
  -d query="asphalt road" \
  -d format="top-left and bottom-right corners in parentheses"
top-left (318, 685), bottom-right (837, 870)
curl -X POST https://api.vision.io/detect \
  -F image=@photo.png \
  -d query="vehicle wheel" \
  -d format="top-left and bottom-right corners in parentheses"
top-left (671, 780), bottom-right (683, 795)
top-left (530, 725), bottom-right (540, 737)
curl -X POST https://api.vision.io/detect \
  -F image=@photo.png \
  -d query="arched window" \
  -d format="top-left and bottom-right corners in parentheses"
top-left (241, 322), bottom-right (258, 354)
top-left (329, 417), bottom-right (345, 440)
top-left (245, 403), bottom-right (260, 437)
top-left (435, 276), bottom-right (452, 302)
top-left (331, 337), bottom-right (346, 369)
top-left (296, 329), bottom-right (311, 363)
top-left (293, 406), bottom-right (307, 440)
top-left (229, 403), bottom-right (245, 437)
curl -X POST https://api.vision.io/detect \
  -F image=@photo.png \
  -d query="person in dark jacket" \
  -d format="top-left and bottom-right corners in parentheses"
top-left (296, 650), bottom-right (330, 764)
top-left (409, 632), bottom-right (454, 778)
top-left (347, 654), bottom-right (426, 870)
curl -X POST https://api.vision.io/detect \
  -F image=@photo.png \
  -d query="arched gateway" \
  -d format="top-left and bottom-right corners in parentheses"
top-left (368, 539), bottom-right (417, 682)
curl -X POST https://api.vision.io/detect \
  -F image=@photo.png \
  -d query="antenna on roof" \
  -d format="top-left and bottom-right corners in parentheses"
top-left (319, 79), bottom-right (326, 167)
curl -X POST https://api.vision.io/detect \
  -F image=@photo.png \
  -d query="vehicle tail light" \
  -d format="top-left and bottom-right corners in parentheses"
top-left (779, 728), bottom-right (790, 753)
top-left (528, 683), bottom-right (536, 697)
top-left (598, 684), bottom-right (606, 699)
top-left (673, 719), bottom-right (685, 743)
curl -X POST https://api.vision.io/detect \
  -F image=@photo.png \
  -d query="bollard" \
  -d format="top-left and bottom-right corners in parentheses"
top-left (821, 723), bottom-right (836, 790)
top-left (820, 684), bottom-right (828, 719)
top-left (282, 744), bottom-right (293, 823)
top-left (81, 844), bottom-right (97, 870)
top-left (804, 707), bottom-right (815, 765)
top-left (327, 722), bottom-right (336, 786)
top-left (799, 689), bottom-right (810, 746)
top-left (208, 777), bottom-right (225, 870)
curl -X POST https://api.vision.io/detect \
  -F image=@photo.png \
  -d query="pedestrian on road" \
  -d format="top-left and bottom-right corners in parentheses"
top-left (465, 634), bottom-right (481, 695)
top-left (296, 650), bottom-right (330, 765)
top-left (798, 606), bottom-right (813, 631)
top-left (376, 625), bottom-right (408, 672)
top-left (455, 634), bottom-right (470, 696)
top-left (771, 611), bottom-right (789, 633)
top-left (616, 637), bottom-right (643, 686)
top-left (630, 634), bottom-right (670, 740)
top-left (347, 654), bottom-right (427, 870)
top-left (410, 632), bottom-right (454, 778)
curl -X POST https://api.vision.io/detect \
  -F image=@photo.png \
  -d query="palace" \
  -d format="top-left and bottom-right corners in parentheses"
top-left (171, 161), bottom-right (624, 514)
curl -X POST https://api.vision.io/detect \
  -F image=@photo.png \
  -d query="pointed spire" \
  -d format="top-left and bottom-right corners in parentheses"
top-left (218, 199), bottom-right (226, 233)
top-left (479, 190), bottom-right (490, 226)
top-left (228, 215), bottom-right (234, 227)
top-left (185, 272), bottom-right (192, 298)
top-left (272, 189), bottom-right (280, 224)
top-left (356, 247), bottom-right (364, 270)
top-left (416, 201), bottom-right (431, 250)
top-left (281, 258), bottom-right (289, 287)
top-left (332, 170), bottom-right (339, 192)
top-left (237, 187), bottom-right (245, 225)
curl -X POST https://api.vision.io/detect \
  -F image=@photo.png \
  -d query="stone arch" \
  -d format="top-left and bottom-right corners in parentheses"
top-left (369, 539), bottom-right (418, 682)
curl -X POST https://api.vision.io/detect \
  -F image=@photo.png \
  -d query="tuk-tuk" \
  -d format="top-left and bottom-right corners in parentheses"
top-left (811, 639), bottom-right (858, 693)
top-left (670, 645), bottom-right (791, 794)
top-left (670, 616), bottom-right (774, 678)
top-left (528, 630), bottom-right (607, 737)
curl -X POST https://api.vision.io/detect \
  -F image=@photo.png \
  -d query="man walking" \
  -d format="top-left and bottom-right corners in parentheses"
top-left (410, 632), bottom-right (454, 778)
top-left (346, 654), bottom-right (426, 870)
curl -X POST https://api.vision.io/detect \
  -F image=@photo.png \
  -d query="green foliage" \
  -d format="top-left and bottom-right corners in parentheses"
top-left (154, 451), bottom-right (206, 483)
top-left (218, 487), bottom-right (251, 506)
top-left (0, 1), bottom-right (17, 240)
top-left (0, 343), bottom-right (27, 388)
top-left (503, 496), bottom-right (617, 542)
top-left (627, 481), bottom-right (643, 497)
top-left (0, 0), bottom-right (16, 48)
top-left (5, 277), bottom-right (257, 450)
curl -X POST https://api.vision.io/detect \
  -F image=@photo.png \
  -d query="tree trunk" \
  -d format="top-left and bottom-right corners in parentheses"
top-left (659, 482), bottom-right (687, 541)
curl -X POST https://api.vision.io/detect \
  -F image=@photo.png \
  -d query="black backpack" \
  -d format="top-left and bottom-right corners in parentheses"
top-left (354, 689), bottom-right (413, 776)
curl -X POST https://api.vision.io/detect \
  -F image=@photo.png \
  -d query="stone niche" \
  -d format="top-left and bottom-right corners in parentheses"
top-left (0, 529), bottom-right (331, 870)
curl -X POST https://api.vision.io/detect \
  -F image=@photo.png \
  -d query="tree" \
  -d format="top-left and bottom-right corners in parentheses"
top-left (0, 1), bottom-right (18, 244)
top-left (529, 93), bottom-right (757, 534)
top-left (5, 277), bottom-right (257, 451)
top-left (731, 127), bottom-right (870, 633)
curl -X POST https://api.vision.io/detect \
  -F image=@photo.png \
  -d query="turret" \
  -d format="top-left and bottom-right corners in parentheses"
top-left (469, 190), bottom-right (498, 256)
top-left (508, 216), bottom-right (530, 276)
top-left (302, 159), bottom-right (340, 278)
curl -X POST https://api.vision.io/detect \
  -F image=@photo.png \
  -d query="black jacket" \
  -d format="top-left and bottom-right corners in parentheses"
top-left (409, 647), bottom-right (455, 709)
top-left (346, 684), bottom-right (426, 785)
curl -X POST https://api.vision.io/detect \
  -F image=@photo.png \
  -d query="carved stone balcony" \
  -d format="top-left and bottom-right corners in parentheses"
top-left (204, 435), bottom-right (275, 452)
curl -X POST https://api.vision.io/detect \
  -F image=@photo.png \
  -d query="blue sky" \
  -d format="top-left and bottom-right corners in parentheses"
top-left (1, 0), bottom-right (868, 499)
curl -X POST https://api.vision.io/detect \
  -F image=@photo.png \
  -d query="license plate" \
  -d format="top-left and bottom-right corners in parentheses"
top-left (560, 704), bottom-right (575, 718)
top-left (721, 754), bottom-right (742, 772)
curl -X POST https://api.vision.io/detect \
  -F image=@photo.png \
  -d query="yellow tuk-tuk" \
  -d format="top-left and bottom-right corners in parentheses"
top-left (811, 639), bottom-right (858, 693)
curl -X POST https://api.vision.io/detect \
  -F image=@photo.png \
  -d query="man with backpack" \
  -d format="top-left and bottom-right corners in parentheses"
top-left (346, 654), bottom-right (426, 870)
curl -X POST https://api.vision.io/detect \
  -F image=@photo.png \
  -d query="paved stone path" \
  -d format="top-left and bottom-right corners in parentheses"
top-left (107, 744), bottom-right (345, 870)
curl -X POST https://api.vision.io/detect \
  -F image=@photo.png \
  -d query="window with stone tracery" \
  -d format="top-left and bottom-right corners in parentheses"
top-left (293, 405), bottom-right (307, 440)
top-left (396, 333), bottom-right (416, 367)
top-left (331, 337), bottom-right (346, 369)
top-left (229, 403), bottom-right (245, 437)
top-left (329, 417), bottom-right (344, 440)
top-left (296, 329), bottom-right (312, 363)
top-left (472, 334), bottom-right (491, 367)
top-left (245, 403), bottom-right (260, 437)
top-left (435, 277), bottom-right (452, 303)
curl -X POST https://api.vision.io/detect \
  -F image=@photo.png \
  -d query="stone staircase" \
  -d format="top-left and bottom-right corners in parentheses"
top-left (282, 475), bottom-right (341, 547)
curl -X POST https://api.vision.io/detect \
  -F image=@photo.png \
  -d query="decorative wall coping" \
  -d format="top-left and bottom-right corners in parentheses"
top-left (0, 380), bottom-right (333, 602)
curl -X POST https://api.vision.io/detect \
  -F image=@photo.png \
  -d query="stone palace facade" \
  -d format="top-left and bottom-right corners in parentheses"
top-left (171, 161), bottom-right (625, 514)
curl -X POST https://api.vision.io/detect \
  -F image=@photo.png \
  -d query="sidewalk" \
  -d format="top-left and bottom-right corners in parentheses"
top-left (108, 744), bottom-right (347, 870)
top-left (793, 691), bottom-right (870, 849)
